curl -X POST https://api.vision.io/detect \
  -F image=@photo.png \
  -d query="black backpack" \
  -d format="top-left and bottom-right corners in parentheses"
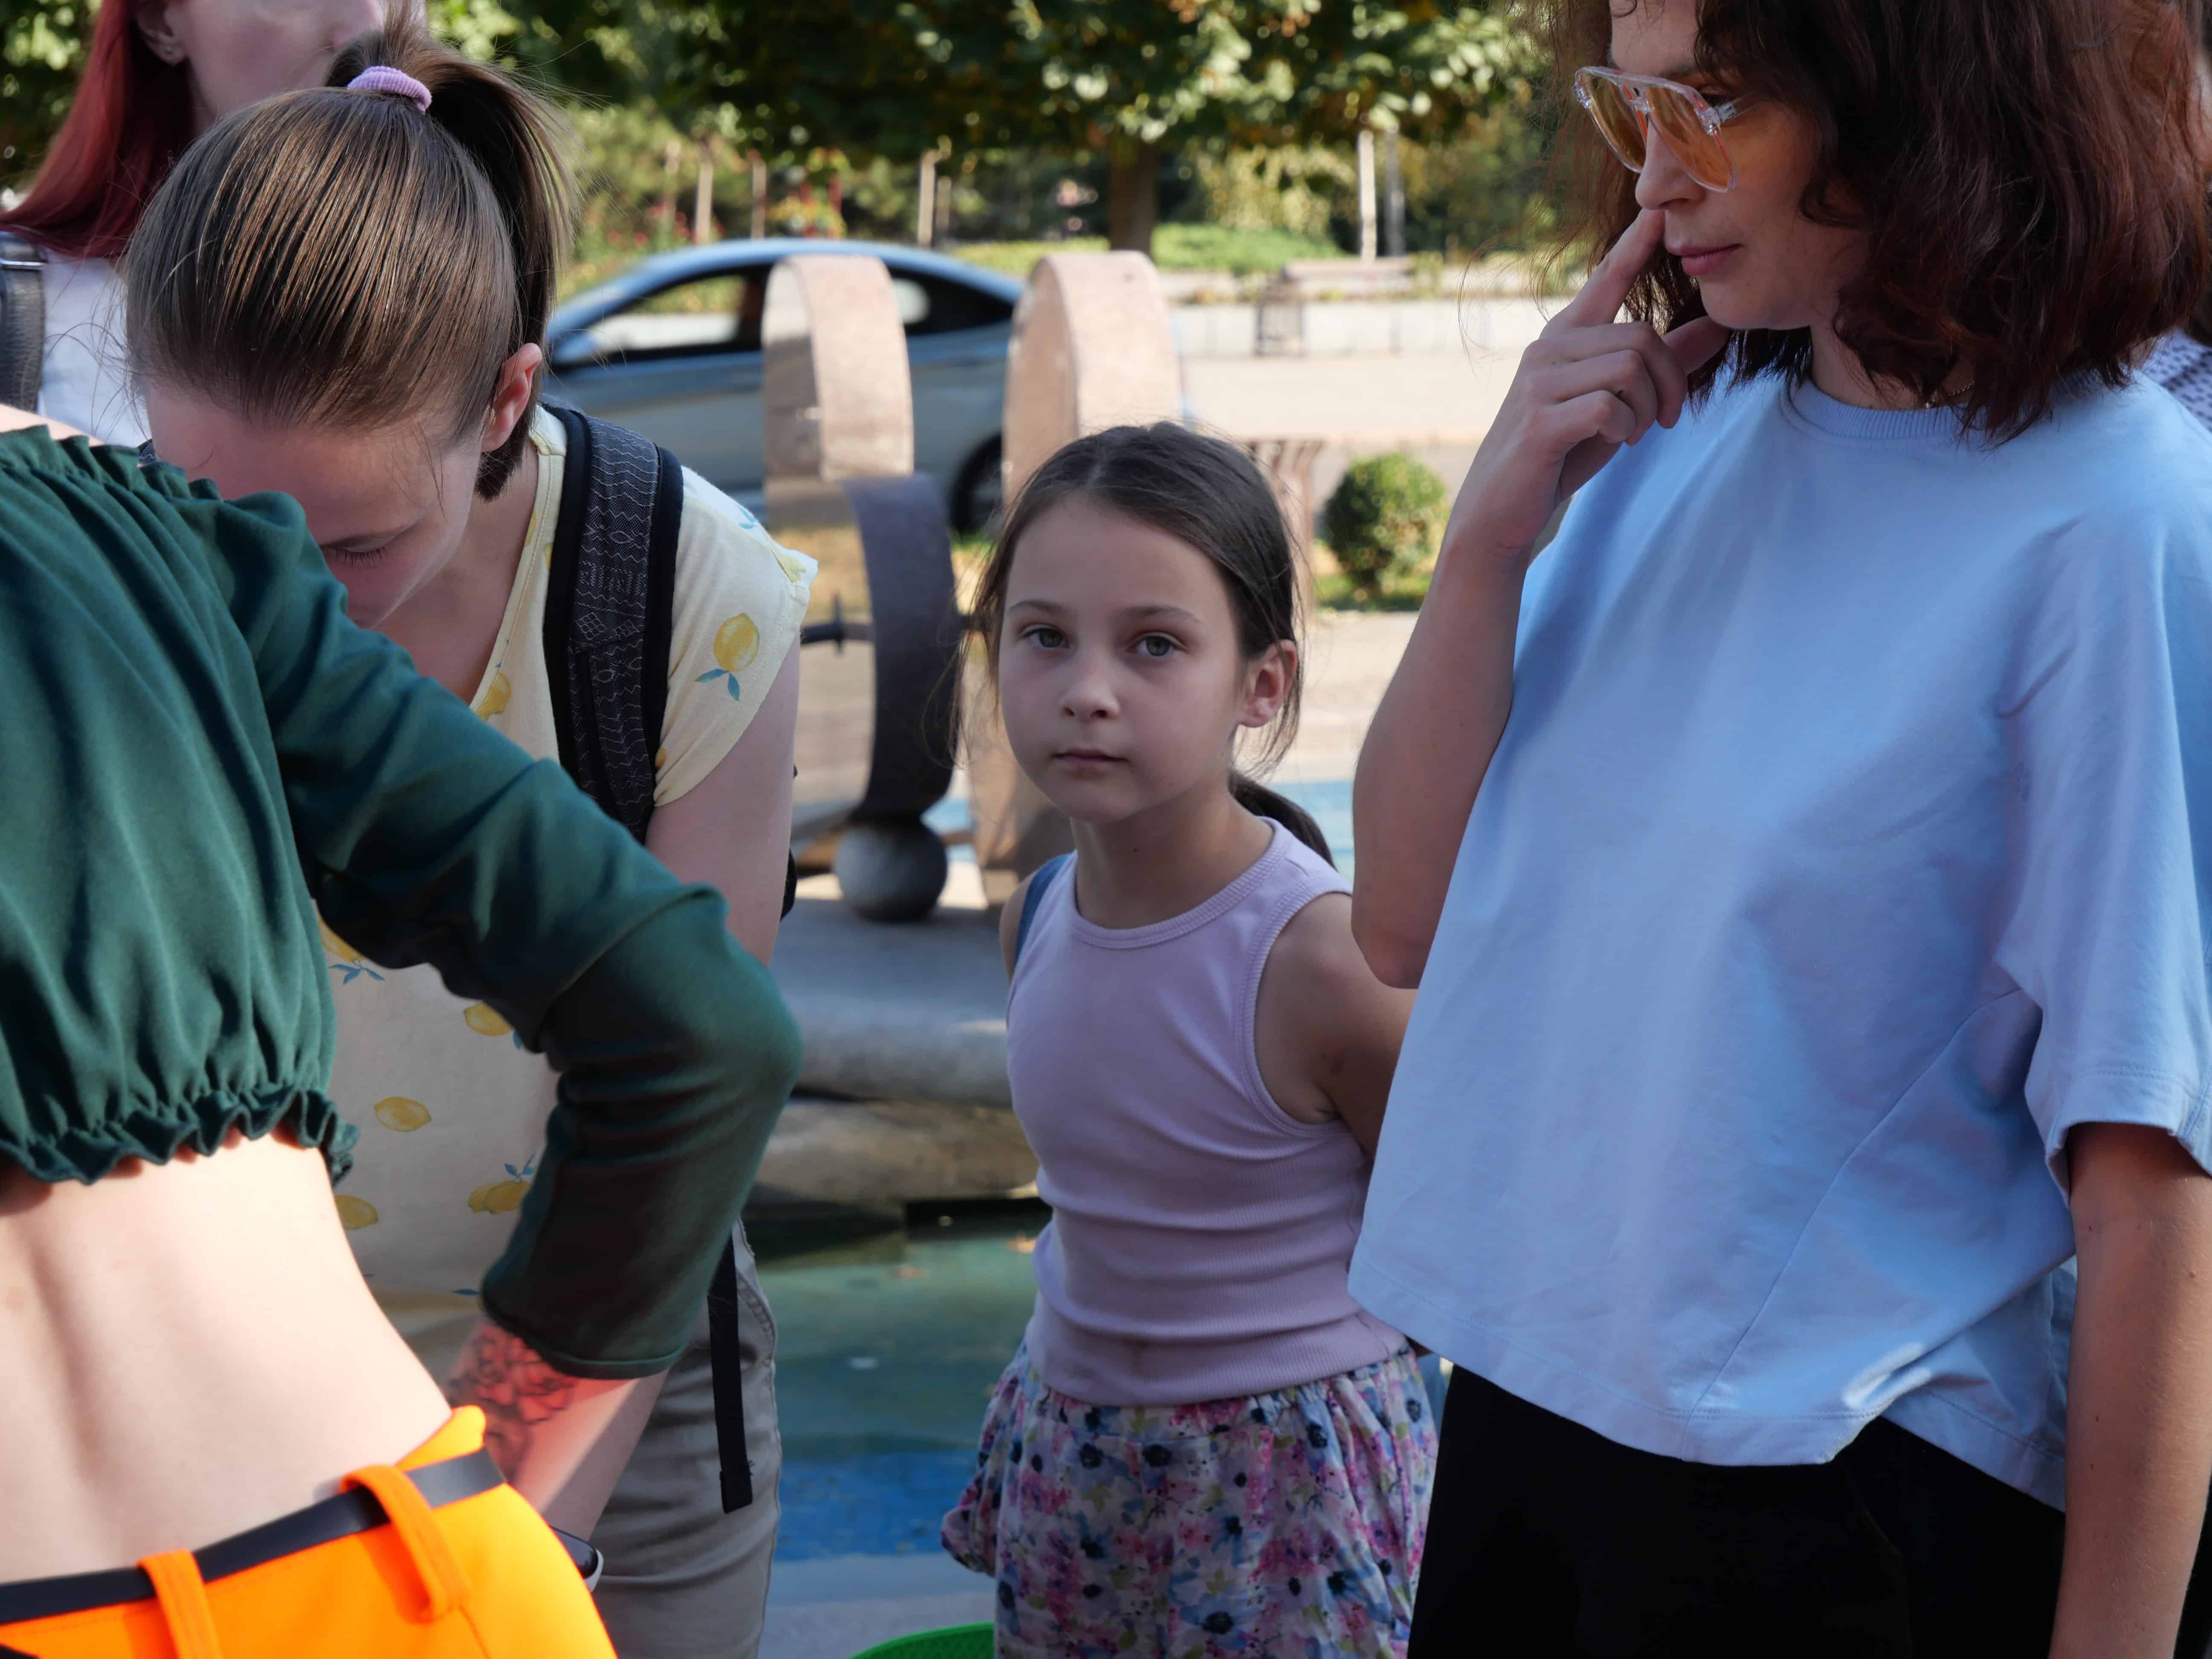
top-left (545, 404), bottom-right (787, 1515)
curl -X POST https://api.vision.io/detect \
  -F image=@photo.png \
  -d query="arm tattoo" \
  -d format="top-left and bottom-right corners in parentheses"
top-left (444, 1321), bottom-right (579, 1475)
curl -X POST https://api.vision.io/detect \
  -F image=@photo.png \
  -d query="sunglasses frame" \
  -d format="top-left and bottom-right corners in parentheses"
top-left (1573, 67), bottom-right (1753, 193)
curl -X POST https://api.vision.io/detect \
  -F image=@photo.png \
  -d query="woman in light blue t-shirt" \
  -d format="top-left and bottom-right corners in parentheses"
top-left (1352, 0), bottom-right (2212, 1653)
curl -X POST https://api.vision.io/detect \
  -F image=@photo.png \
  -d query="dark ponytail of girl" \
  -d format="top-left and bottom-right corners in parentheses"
top-left (1230, 775), bottom-right (1335, 868)
top-left (970, 422), bottom-right (1334, 867)
top-left (128, 11), bottom-right (574, 496)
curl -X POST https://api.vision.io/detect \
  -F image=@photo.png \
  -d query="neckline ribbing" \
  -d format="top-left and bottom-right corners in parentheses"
top-left (1063, 821), bottom-right (1288, 951)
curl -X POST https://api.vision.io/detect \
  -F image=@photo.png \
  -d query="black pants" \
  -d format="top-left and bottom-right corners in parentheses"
top-left (1410, 1368), bottom-right (2064, 1656)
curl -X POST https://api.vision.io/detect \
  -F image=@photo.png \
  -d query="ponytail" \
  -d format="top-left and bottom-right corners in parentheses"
top-left (1231, 774), bottom-right (1335, 867)
top-left (129, 11), bottom-right (574, 496)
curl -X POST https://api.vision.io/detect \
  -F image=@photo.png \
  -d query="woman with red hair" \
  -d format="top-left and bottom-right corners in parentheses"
top-left (0, 0), bottom-right (383, 442)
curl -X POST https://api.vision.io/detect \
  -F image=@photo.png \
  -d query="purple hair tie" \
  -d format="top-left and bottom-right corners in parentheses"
top-left (347, 65), bottom-right (431, 112)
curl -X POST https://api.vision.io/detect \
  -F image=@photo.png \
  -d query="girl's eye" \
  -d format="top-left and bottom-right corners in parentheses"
top-left (1135, 635), bottom-right (1177, 660)
top-left (1021, 624), bottom-right (1067, 650)
top-left (323, 543), bottom-right (392, 569)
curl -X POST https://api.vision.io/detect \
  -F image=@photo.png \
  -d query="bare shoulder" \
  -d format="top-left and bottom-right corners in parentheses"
top-left (1268, 890), bottom-right (1387, 1013)
top-left (1256, 890), bottom-right (1414, 1147)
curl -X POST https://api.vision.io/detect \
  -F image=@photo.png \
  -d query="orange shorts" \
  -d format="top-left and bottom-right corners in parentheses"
top-left (0, 1409), bottom-right (615, 1658)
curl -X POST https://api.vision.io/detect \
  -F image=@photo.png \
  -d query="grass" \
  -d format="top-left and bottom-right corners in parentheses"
top-left (561, 225), bottom-right (1562, 304)
top-left (952, 223), bottom-right (1344, 280)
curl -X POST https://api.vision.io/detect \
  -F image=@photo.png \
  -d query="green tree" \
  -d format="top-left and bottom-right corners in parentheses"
top-left (847, 2), bottom-right (1541, 253)
top-left (569, 1), bottom-right (1542, 256)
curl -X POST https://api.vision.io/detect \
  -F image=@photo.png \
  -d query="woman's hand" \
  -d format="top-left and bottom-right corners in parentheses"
top-left (1443, 208), bottom-right (1730, 567)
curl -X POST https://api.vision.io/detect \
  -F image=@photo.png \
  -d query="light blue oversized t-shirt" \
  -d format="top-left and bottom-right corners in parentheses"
top-left (1350, 372), bottom-right (2212, 1507)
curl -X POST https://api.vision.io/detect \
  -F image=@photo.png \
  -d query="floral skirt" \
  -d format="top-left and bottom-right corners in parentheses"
top-left (940, 1344), bottom-right (1437, 1658)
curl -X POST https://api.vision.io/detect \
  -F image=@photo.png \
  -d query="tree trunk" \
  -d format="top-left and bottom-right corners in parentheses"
top-left (693, 142), bottom-right (715, 245)
top-left (1106, 138), bottom-right (1160, 255)
top-left (916, 150), bottom-right (937, 247)
top-left (1383, 131), bottom-right (1406, 259)
top-left (1356, 129), bottom-right (1377, 262)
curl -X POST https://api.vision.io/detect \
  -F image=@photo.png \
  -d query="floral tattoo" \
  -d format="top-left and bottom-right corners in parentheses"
top-left (445, 1321), bottom-right (579, 1474)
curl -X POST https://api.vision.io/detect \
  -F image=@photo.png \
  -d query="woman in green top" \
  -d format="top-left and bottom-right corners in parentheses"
top-left (0, 407), bottom-right (801, 1655)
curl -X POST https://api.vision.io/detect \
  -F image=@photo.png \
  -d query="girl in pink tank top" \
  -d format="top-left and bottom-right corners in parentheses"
top-left (939, 425), bottom-right (1438, 1658)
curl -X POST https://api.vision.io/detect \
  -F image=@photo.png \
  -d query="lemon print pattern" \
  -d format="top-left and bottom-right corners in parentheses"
top-left (463, 1000), bottom-right (526, 1050)
top-left (373, 1096), bottom-right (431, 1132)
top-left (335, 1194), bottom-right (379, 1229)
top-left (469, 1153), bottom-right (537, 1216)
top-left (475, 669), bottom-right (511, 718)
top-left (696, 613), bottom-right (758, 701)
top-left (319, 917), bottom-right (382, 985)
top-left (463, 1002), bottom-right (511, 1036)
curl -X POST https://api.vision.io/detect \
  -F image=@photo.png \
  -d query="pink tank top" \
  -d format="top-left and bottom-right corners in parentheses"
top-left (1010, 822), bottom-right (1405, 1406)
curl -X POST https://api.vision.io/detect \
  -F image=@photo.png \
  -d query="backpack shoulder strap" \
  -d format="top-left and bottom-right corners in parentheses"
top-left (541, 404), bottom-right (682, 844)
top-left (0, 234), bottom-right (47, 415)
top-left (1014, 854), bottom-right (1073, 966)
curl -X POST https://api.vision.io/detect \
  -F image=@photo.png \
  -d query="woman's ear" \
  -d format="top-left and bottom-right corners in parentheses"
top-left (479, 343), bottom-right (544, 457)
top-left (136, 2), bottom-right (189, 63)
top-left (1239, 639), bottom-right (1298, 731)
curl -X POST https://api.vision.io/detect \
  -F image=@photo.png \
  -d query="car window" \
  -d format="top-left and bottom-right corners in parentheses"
top-left (895, 273), bottom-right (1015, 338)
top-left (568, 272), bottom-right (768, 365)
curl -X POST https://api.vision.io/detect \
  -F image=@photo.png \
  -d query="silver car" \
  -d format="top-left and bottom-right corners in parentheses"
top-left (544, 238), bottom-right (1021, 531)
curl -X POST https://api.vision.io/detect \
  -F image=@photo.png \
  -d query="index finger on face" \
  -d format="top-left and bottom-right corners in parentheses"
top-left (1554, 208), bottom-right (1665, 331)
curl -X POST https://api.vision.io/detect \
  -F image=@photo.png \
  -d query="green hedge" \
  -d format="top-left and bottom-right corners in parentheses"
top-left (1319, 453), bottom-right (1448, 600)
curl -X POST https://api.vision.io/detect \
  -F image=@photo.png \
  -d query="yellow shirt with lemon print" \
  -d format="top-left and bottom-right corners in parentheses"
top-left (324, 407), bottom-right (815, 1371)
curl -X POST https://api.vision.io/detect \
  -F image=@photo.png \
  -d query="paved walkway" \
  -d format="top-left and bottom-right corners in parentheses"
top-left (1181, 314), bottom-right (1542, 510)
top-left (762, 1554), bottom-right (992, 1659)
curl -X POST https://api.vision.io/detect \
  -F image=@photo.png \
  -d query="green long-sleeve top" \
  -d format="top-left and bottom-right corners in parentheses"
top-left (0, 428), bottom-right (803, 1377)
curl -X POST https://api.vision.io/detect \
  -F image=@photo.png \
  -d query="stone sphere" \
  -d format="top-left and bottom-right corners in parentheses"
top-left (835, 817), bottom-right (949, 923)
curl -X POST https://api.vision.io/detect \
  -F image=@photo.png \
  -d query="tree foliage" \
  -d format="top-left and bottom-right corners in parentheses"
top-left (1, 0), bottom-right (93, 189)
top-left (4, 0), bottom-right (1540, 254)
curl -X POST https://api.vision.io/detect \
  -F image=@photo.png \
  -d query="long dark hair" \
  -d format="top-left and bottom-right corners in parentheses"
top-left (971, 423), bottom-right (1334, 866)
top-left (1537, 0), bottom-right (2210, 437)
top-left (127, 12), bottom-right (573, 497)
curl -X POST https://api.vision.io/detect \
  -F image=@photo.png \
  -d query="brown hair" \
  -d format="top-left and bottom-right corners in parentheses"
top-left (2191, 3), bottom-right (2212, 347)
top-left (1537, 0), bottom-right (2211, 437)
top-left (127, 14), bottom-right (573, 495)
top-left (970, 423), bottom-right (1333, 864)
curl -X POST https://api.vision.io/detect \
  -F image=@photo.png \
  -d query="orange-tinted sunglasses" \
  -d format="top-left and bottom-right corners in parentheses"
top-left (1573, 67), bottom-right (1755, 193)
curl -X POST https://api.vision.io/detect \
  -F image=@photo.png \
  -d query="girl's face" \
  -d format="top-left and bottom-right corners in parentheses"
top-left (1612, 0), bottom-right (1865, 335)
top-left (144, 388), bottom-right (485, 630)
top-left (137, 0), bottom-right (388, 134)
top-left (997, 496), bottom-right (1292, 830)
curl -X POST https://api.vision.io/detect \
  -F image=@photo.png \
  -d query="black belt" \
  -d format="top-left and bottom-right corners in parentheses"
top-left (0, 1449), bottom-right (512, 1624)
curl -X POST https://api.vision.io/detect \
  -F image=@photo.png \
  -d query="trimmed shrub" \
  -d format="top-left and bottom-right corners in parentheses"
top-left (1319, 453), bottom-right (1448, 597)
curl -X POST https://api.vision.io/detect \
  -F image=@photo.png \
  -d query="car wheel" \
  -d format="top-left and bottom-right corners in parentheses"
top-left (952, 437), bottom-right (1004, 536)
